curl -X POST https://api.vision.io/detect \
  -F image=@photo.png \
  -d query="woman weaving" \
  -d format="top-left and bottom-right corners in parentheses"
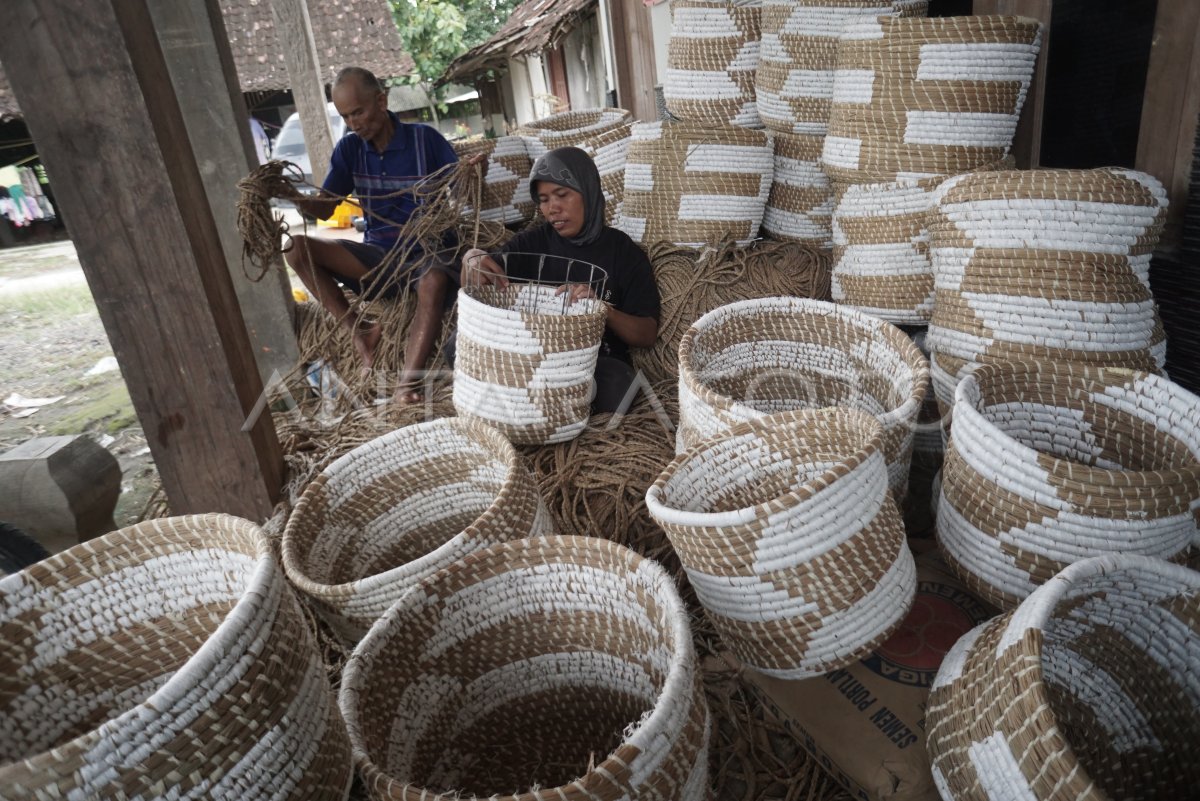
top-left (461, 147), bottom-right (661, 413)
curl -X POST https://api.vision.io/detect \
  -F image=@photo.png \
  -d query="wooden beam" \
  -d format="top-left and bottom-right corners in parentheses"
top-left (151, 0), bottom-right (301, 381)
top-left (606, 0), bottom-right (659, 121)
top-left (0, 0), bottom-right (283, 520)
top-left (972, 0), bottom-right (1052, 168)
top-left (1135, 0), bottom-right (1200, 253)
top-left (270, 0), bottom-right (334, 187)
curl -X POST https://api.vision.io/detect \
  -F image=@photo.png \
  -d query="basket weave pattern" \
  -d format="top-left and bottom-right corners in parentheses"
top-left (0, 514), bottom-right (351, 800)
top-left (926, 555), bottom-right (1200, 801)
top-left (677, 296), bottom-right (929, 497)
top-left (282, 418), bottom-right (554, 639)
top-left (665, 0), bottom-right (763, 127)
top-left (340, 535), bottom-right (709, 801)
top-left (647, 409), bottom-right (915, 678)
top-left (936, 362), bottom-right (1200, 610)
top-left (762, 131), bottom-right (835, 245)
top-left (453, 136), bottom-right (534, 225)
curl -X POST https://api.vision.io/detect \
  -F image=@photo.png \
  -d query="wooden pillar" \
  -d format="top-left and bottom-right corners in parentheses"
top-left (1135, 0), bottom-right (1200, 254)
top-left (270, 0), bottom-right (334, 186)
top-left (475, 76), bottom-right (505, 138)
top-left (0, 0), bottom-right (283, 519)
top-left (606, 0), bottom-right (659, 121)
top-left (972, 0), bottom-right (1052, 169)
top-left (151, 0), bottom-right (301, 380)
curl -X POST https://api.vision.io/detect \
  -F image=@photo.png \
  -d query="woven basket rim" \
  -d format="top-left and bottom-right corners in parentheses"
top-left (457, 282), bottom-right (609, 324)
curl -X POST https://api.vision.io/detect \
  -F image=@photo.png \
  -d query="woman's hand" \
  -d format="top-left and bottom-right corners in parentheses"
top-left (555, 283), bottom-right (600, 305)
top-left (461, 248), bottom-right (508, 288)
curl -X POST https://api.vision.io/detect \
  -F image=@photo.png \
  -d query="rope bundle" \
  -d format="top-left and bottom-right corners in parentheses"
top-left (452, 136), bottom-right (534, 225)
top-left (647, 409), bottom-right (915, 678)
top-left (927, 554), bottom-right (1200, 801)
top-left (762, 132), bottom-right (834, 246)
top-left (0, 514), bottom-right (351, 800)
top-left (281, 418), bottom-right (554, 640)
top-left (936, 362), bottom-right (1200, 610)
top-left (677, 296), bottom-right (929, 498)
top-left (340, 535), bottom-right (709, 801)
top-left (664, 0), bottom-right (763, 128)
top-left (619, 120), bottom-right (773, 249)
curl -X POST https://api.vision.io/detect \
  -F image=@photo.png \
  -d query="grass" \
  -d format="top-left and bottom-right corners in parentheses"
top-left (47, 379), bottom-right (138, 436)
top-left (0, 281), bottom-right (97, 318)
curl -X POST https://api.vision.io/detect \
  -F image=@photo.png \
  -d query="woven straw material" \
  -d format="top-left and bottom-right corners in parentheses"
top-left (756, 0), bottom-right (928, 135)
top-left (677, 296), bottom-right (929, 498)
top-left (823, 15), bottom-right (1041, 183)
top-left (0, 514), bottom-right (351, 800)
top-left (340, 535), bottom-right (709, 801)
top-left (927, 554), bottom-right (1200, 801)
top-left (454, 282), bottom-right (607, 445)
top-left (618, 120), bottom-right (773, 249)
top-left (928, 168), bottom-right (1169, 373)
top-left (936, 361), bottom-right (1200, 610)
top-left (762, 131), bottom-right (834, 245)
top-left (665, 0), bottom-right (763, 127)
top-left (453, 136), bottom-right (534, 225)
top-left (518, 108), bottom-right (633, 225)
top-left (282, 418), bottom-right (554, 640)
top-left (647, 409), bottom-right (915, 678)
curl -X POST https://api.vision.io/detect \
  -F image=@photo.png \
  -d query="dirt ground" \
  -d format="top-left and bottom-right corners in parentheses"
top-left (0, 240), bottom-right (160, 530)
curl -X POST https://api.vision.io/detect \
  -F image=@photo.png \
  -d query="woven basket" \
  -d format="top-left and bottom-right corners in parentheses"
top-left (928, 168), bottom-right (1169, 372)
top-left (453, 136), bottom-right (534, 225)
top-left (340, 535), bottom-right (709, 801)
top-left (762, 131), bottom-right (834, 245)
top-left (282, 418), bottom-right (554, 639)
top-left (647, 408), bottom-right (915, 678)
top-left (618, 119), bottom-right (773, 248)
top-left (936, 361), bottom-right (1200, 610)
top-left (927, 554), bottom-right (1200, 801)
top-left (665, 0), bottom-right (762, 127)
top-left (677, 296), bottom-right (929, 498)
top-left (823, 15), bottom-right (1042, 183)
top-left (517, 108), bottom-right (633, 225)
top-left (0, 514), bottom-right (352, 800)
top-left (453, 280), bottom-right (607, 445)
top-left (756, 0), bottom-right (928, 135)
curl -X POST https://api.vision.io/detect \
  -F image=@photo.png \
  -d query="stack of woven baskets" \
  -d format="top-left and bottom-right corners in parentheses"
top-left (758, 0), bottom-right (929, 246)
top-left (825, 15), bottom-right (1042, 324)
top-left (452, 136), bottom-right (533, 225)
top-left (618, 119), bottom-right (773, 248)
top-left (518, 108), bottom-right (633, 224)
top-left (664, 0), bottom-right (763, 128)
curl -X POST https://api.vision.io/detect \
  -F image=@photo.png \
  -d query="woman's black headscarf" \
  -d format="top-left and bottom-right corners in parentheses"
top-left (528, 146), bottom-right (606, 247)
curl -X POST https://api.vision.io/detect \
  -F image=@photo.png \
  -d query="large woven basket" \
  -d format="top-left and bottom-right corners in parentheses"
top-left (756, 0), bottom-right (928, 135)
top-left (0, 514), bottom-right (352, 800)
top-left (517, 108), bottom-right (633, 225)
top-left (340, 535), bottom-right (709, 801)
top-left (647, 408), bottom-right (915, 678)
top-left (453, 136), bottom-right (534, 225)
top-left (937, 361), bottom-right (1200, 610)
top-left (618, 119), bottom-right (773, 248)
top-left (927, 554), bottom-right (1200, 801)
top-left (664, 0), bottom-right (762, 128)
top-left (453, 279), bottom-right (608, 445)
top-left (928, 168), bottom-right (1169, 372)
top-left (762, 131), bottom-right (834, 246)
top-left (823, 15), bottom-right (1041, 183)
top-left (677, 296), bottom-right (929, 498)
top-left (282, 418), bottom-right (554, 639)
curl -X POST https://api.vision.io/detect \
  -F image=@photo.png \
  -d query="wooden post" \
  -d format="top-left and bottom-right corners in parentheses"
top-left (476, 77), bottom-right (505, 138)
top-left (0, 0), bottom-right (283, 519)
top-left (270, 0), bottom-right (335, 186)
top-left (151, 0), bottom-right (301, 381)
top-left (972, 0), bottom-right (1052, 169)
top-left (606, 0), bottom-right (659, 121)
top-left (1135, 0), bottom-right (1200, 254)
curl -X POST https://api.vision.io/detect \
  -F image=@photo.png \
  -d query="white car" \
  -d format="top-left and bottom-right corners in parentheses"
top-left (271, 102), bottom-right (347, 196)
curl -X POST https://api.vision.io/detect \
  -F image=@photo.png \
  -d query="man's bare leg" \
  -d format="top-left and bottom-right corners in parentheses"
top-left (396, 268), bottom-right (449, 403)
top-left (285, 234), bottom-right (379, 367)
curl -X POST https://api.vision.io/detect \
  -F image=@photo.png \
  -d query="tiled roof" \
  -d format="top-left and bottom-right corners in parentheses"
top-left (442, 0), bottom-right (596, 84)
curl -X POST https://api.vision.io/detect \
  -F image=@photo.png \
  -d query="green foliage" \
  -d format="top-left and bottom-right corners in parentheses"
top-left (390, 0), bottom-right (522, 95)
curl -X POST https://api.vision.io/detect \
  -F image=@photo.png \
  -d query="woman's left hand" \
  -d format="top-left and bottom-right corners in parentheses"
top-left (556, 283), bottom-right (599, 305)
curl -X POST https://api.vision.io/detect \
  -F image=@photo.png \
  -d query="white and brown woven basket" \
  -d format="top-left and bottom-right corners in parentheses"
top-left (282, 418), bottom-right (554, 640)
top-left (823, 15), bottom-right (1042, 183)
top-left (665, 0), bottom-right (763, 128)
top-left (762, 131), bottom-right (834, 245)
top-left (453, 136), bottom-right (534, 225)
top-left (647, 408), bottom-right (915, 678)
top-left (0, 514), bottom-right (352, 800)
top-left (677, 296), bottom-right (930, 498)
top-left (453, 280), bottom-right (608, 445)
top-left (618, 119), bottom-right (773, 248)
top-left (937, 361), bottom-right (1200, 610)
top-left (927, 554), bottom-right (1200, 800)
top-left (517, 108), bottom-right (633, 225)
top-left (340, 535), bottom-right (709, 801)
